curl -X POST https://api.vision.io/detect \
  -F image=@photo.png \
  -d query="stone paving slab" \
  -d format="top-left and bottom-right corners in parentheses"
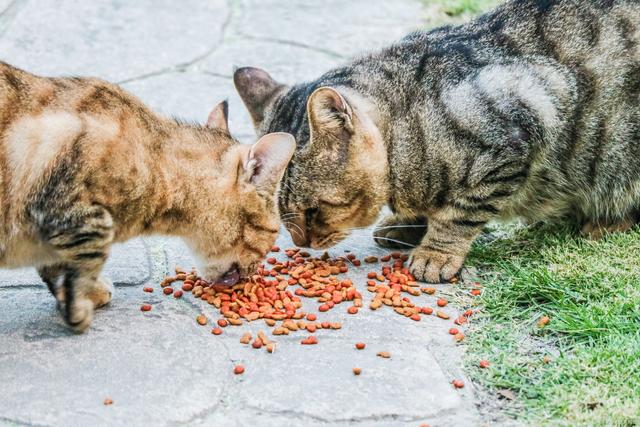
top-left (0, 0), bottom-right (481, 426)
top-left (0, 287), bottom-right (228, 427)
top-left (0, 0), bottom-right (229, 83)
top-left (0, 234), bottom-right (473, 427)
top-left (233, 0), bottom-right (423, 58)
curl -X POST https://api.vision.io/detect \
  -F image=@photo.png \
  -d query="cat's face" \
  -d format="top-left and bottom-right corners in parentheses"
top-left (187, 103), bottom-right (296, 284)
top-left (234, 68), bottom-right (388, 249)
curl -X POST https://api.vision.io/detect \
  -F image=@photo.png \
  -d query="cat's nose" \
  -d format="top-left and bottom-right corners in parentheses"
top-left (291, 231), bottom-right (310, 247)
top-left (285, 219), bottom-right (310, 247)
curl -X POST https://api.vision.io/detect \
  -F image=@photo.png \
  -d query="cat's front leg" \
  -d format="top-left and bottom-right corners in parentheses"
top-left (373, 214), bottom-right (428, 248)
top-left (38, 264), bottom-right (65, 304)
top-left (42, 205), bottom-right (115, 331)
top-left (409, 213), bottom-right (485, 283)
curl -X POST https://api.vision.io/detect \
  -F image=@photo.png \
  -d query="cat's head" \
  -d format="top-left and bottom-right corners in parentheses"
top-left (187, 101), bottom-right (296, 284)
top-left (234, 67), bottom-right (388, 249)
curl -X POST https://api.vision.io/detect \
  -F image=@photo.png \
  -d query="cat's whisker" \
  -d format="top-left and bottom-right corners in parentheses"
top-left (279, 181), bottom-right (297, 197)
top-left (371, 224), bottom-right (427, 230)
top-left (280, 213), bottom-right (302, 221)
top-left (368, 236), bottom-right (415, 247)
top-left (282, 220), bottom-right (305, 236)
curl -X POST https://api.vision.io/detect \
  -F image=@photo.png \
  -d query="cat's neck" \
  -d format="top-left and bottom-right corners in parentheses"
top-left (113, 122), bottom-right (235, 240)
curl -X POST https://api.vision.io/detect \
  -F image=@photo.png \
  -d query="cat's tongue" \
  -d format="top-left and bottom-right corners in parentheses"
top-left (219, 269), bottom-right (240, 286)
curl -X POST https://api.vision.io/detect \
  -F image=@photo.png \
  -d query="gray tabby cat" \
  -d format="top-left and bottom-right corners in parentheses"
top-left (234, 0), bottom-right (640, 283)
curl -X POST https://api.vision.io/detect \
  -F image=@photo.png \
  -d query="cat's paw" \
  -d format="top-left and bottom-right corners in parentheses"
top-left (64, 297), bottom-right (95, 333)
top-left (581, 219), bottom-right (634, 240)
top-left (409, 248), bottom-right (464, 283)
top-left (85, 277), bottom-right (114, 309)
top-left (373, 215), bottom-right (427, 248)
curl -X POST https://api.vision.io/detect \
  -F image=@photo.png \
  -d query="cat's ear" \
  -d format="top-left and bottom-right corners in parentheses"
top-left (234, 67), bottom-right (285, 126)
top-left (307, 87), bottom-right (354, 144)
top-left (241, 132), bottom-right (296, 190)
top-left (206, 100), bottom-right (229, 132)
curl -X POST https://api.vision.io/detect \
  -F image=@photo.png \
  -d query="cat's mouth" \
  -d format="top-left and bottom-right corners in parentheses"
top-left (215, 265), bottom-right (241, 286)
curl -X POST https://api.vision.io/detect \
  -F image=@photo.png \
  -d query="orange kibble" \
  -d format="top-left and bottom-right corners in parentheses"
top-left (306, 313), bottom-right (317, 321)
top-left (182, 283), bottom-right (193, 292)
top-left (410, 313), bottom-right (421, 321)
top-left (211, 328), bottom-right (222, 335)
top-left (470, 289), bottom-right (482, 296)
top-left (347, 306), bottom-right (359, 315)
top-left (319, 304), bottom-right (330, 312)
top-left (367, 272), bottom-right (377, 279)
top-left (163, 287), bottom-right (173, 295)
top-left (449, 328), bottom-right (459, 335)
top-left (140, 304), bottom-right (152, 312)
top-left (217, 319), bottom-right (228, 328)
top-left (454, 316), bottom-right (468, 325)
top-left (252, 339), bottom-right (263, 349)
top-left (436, 311), bottom-right (450, 320)
top-left (479, 360), bottom-right (490, 369)
top-left (233, 365), bottom-right (245, 375)
top-left (271, 246), bottom-right (280, 252)
top-left (436, 298), bottom-right (448, 307)
top-left (301, 336), bottom-right (318, 345)
top-left (196, 315), bottom-right (207, 326)
top-left (452, 379), bottom-right (464, 389)
top-left (421, 307), bottom-right (433, 315)
top-left (352, 367), bottom-right (362, 375)
top-left (266, 257), bottom-right (277, 265)
top-left (173, 290), bottom-right (183, 298)
top-left (355, 342), bottom-right (366, 350)
top-left (143, 287), bottom-right (154, 293)
top-left (538, 316), bottom-right (550, 328)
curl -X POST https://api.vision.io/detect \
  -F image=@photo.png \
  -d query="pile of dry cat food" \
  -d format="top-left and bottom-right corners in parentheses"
top-left (141, 246), bottom-right (483, 381)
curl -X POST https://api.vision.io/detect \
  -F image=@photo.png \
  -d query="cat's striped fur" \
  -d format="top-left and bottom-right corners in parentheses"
top-left (0, 61), bottom-right (294, 331)
top-left (234, 0), bottom-right (640, 283)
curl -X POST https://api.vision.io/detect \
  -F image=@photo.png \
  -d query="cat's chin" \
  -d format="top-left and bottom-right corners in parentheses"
top-left (309, 233), bottom-right (348, 249)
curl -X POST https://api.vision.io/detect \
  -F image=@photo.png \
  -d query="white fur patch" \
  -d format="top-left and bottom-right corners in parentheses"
top-left (6, 112), bottom-right (83, 197)
top-left (475, 64), bottom-right (564, 130)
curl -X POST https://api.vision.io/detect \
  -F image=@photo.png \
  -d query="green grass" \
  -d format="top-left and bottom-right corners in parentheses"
top-left (464, 224), bottom-right (640, 426)
top-left (416, 2), bottom-right (640, 423)
top-left (422, 0), bottom-right (503, 18)
top-left (440, 0), bottom-right (503, 16)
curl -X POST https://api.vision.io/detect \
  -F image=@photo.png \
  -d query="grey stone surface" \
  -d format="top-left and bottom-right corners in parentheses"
top-left (0, 1), bottom-right (481, 426)
top-left (0, 239), bottom-right (151, 288)
top-left (0, 0), bottom-right (229, 82)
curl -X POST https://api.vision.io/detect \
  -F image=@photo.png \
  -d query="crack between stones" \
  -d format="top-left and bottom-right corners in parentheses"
top-left (237, 33), bottom-right (348, 60)
top-left (116, 0), bottom-right (235, 85)
top-left (242, 403), bottom-right (465, 424)
top-left (0, 416), bottom-right (50, 427)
